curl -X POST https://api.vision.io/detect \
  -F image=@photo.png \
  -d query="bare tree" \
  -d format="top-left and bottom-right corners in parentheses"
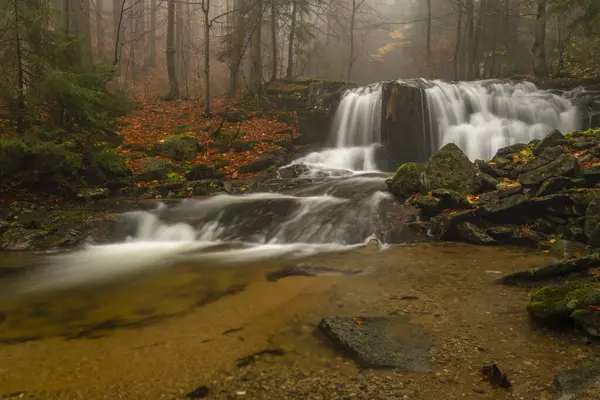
top-left (167, 0), bottom-right (180, 99)
top-left (249, 0), bottom-right (263, 96)
top-left (286, 0), bottom-right (297, 78)
top-left (532, 0), bottom-right (548, 77)
top-left (201, 0), bottom-right (211, 114)
top-left (147, 0), bottom-right (157, 67)
top-left (270, 0), bottom-right (278, 82)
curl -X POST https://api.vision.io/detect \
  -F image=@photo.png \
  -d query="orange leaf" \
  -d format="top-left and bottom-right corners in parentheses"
top-left (352, 317), bottom-right (363, 325)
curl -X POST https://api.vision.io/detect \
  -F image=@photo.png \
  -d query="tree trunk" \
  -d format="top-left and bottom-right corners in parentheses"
top-left (202, 0), bottom-right (211, 115)
top-left (166, 0), bottom-right (179, 99)
top-left (175, 0), bottom-right (184, 81)
top-left (67, 0), bottom-right (92, 62)
top-left (347, 0), bottom-right (357, 82)
top-left (426, 0), bottom-right (432, 77)
top-left (13, 0), bottom-right (25, 135)
top-left (137, 0), bottom-right (145, 67)
top-left (270, 0), bottom-right (277, 82)
top-left (453, 4), bottom-right (462, 81)
top-left (147, 0), bottom-right (157, 66)
top-left (228, 0), bottom-right (245, 98)
top-left (532, 0), bottom-right (548, 78)
top-left (249, 0), bottom-right (263, 96)
top-left (465, 0), bottom-right (474, 80)
top-left (97, 0), bottom-right (104, 59)
top-left (286, 0), bottom-right (297, 79)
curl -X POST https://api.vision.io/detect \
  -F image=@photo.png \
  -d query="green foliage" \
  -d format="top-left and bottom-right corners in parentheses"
top-left (167, 172), bottom-right (182, 183)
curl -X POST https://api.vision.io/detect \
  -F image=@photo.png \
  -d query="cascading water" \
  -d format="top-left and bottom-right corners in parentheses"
top-left (282, 84), bottom-right (383, 177)
top-left (424, 79), bottom-right (579, 160)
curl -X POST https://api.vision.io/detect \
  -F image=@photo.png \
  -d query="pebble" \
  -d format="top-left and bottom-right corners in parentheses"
top-left (472, 388), bottom-right (485, 394)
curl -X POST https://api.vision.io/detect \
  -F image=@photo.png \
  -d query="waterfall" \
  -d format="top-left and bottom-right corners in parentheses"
top-left (281, 84), bottom-right (383, 177)
top-left (424, 80), bottom-right (579, 160)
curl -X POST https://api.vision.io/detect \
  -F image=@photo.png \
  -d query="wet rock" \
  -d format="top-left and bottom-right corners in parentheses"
top-left (518, 156), bottom-right (581, 186)
top-left (159, 134), bottom-right (199, 161)
top-left (387, 162), bottom-right (423, 198)
top-left (238, 156), bottom-right (277, 174)
top-left (137, 158), bottom-right (175, 181)
top-left (486, 226), bottom-right (514, 241)
top-left (527, 282), bottom-right (600, 324)
top-left (185, 164), bottom-right (217, 180)
top-left (572, 309), bottom-right (600, 338)
top-left (186, 385), bottom-right (210, 398)
top-left (497, 182), bottom-right (523, 198)
top-left (76, 188), bottom-right (109, 200)
top-left (549, 239), bottom-right (594, 259)
top-left (532, 129), bottom-right (567, 156)
top-left (475, 159), bottom-right (504, 178)
top-left (413, 195), bottom-right (442, 217)
top-left (584, 197), bottom-right (600, 246)
top-left (457, 222), bottom-right (497, 245)
top-left (537, 177), bottom-right (585, 197)
top-left (479, 171), bottom-right (500, 190)
top-left (318, 316), bottom-right (430, 370)
top-left (430, 188), bottom-right (471, 209)
top-left (508, 229), bottom-right (550, 248)
top-left (499, 253), bottom-right (600, 286)
top-left (478, 194), bottom-right (527, 215)
top-left (0, 227), bottom-right (48, 251)
top-left (570, 188), bottom-right (600, 205)
top-left (553, 361), bottom-right (600, 398)
top-left (430, 209), bottom-right (480, 240)
top-left (186, 180), bottom-right (224, 196)
top-left (518, 145), bottom-right (566, 174)
top-left (422, 143), bottom-right (481, 194)
top-left (531, 218), bottom-right (556, 234)
top-left (495, 143), bottom-right (528, 158)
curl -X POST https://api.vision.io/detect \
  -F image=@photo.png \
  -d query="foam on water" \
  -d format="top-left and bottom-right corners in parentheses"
top-left (424, 79), bottom-right (579, 160)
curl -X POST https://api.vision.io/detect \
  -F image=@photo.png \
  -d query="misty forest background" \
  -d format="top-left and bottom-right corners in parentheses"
top-left (1, 0), bottom-right (599, 190)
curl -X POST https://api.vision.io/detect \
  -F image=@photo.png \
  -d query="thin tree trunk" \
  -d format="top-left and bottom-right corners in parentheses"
top-left (138, 0), bottom-right (145, 67)
top-left (347, 0), bottom-right (357, 82)
top-left (453, 4), bottom-right (462, 81)
top-left (175, 0), bottom-right (184, 80)
top-left (270, 0), bottom-right (277, 82)
top-left (286, 0), bottom-right (297, 79)
top-left (250, 0), bottom-right (263, 96)
top-left (202, 0), bottom-right (211, 115)
top-left (532, 0), bottom-right (548, 78)
top-left (14, 0), bottom-right (25, 135)
top-left (465, 0), bottom-right (474, 80)
top-left (228, 0), bottom-right (244, 98)
top-left (426, 0), bottom-right (432, 77)
top-left (166, 0), bottom-right (179, 99)
top-left (147, 0), bottom-right (157, 66)
top-left (97, 0), bottom-right (105, 59)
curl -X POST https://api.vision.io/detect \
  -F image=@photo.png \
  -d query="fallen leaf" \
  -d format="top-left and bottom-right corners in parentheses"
top-left (352, 317), bottom-right (363, 325)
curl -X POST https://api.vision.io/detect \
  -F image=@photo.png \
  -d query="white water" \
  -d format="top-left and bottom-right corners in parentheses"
top-left (280, 84), bottom-right (383, 178)
top-left (424, 80), bottom-right (579, 160)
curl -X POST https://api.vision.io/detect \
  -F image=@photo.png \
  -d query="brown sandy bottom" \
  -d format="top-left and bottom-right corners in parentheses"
top-left (0, 243), bottom-right (598, 400)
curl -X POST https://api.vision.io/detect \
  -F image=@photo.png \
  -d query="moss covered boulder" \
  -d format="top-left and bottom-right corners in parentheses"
top-left (585, 197), bottom-right (600, 247)
top-left (137, 158), bottom-right (175, 181)
top-left (387, 163), bottom-right (423, 198)
top-left (422, 144), bottom-right (481, 194)
top-left (159, 134), bottom-right (199, 161)
top-left (517, 156), bottom-right (581, 186)
top-left (527, 282), bottom-right (600, 325)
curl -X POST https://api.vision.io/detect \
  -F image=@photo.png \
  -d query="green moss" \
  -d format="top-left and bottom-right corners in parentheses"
top-left (160, 134), bottom-right (198, 161)
top-left (528, 283), bottom-right (600, 322)
top-left (388, 162), bottom-right (424, 198)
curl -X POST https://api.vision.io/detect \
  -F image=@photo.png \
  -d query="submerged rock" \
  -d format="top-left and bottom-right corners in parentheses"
top-left (388, 162), bottom-right (423, 198)
top-left (553, 362), bottom-right (600, 399)
top-left (318, 316), bottom-right (430, 370)
top-left (422, 144), bottom-right (481, 194)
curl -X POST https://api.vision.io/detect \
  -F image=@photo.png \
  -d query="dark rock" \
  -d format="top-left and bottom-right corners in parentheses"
top-left (238, 156), bottom-right (277, 174)
top-left (478, 194), bottom-right (527, 215)
top-left (159, 134), bottom-right (199, 161)
top-left (0, 227), bottom-right (48, 251)
top-left (430, 210), bottom-right (480, 240)
top-left (531, 218), bottom-right (556, 234)
top-left (517, 156), bottom-right (581, 186)
top-left (14, 210), bottom-right (40, 229)
top-left (413, 196), bottom-right (442, 217)
top-left (572, 309), bottom-right (600, 338)
top-left (479, 172), bottom-right (500, 190)
top-left (499, 253), bottom-right (600, 286)
top-left (76, 188), bottom-right (109, 200)
top-left (318, 316), bottom-right (431, 370)
top-left (509, 230), bottom-right (550, 248)
top-left (532, 129), bottom-right (567, 156)
top-left (137, 158), bottom-right (175, 181)
top-left (186, 385), bottom-right (209, 399)
top-left (430, 188), bottom-right (471, 209)
top-left (495, 143), bottom-right (528, 158)
top-left (486, 226), bottom-right (514, 241)
top-left (422, 144), bottom-right (481, 194)
top-left (475, 159), bottom-right (504, 178)
top-left (553, 362), bottom-right (600, 398)
top-left (557, 223), bottom-right (587, 242)
top-left (570, 188), bottom-right (600, 205)
top-left (457, 222), bottom-right (497, 245)
top-left (497, 182), bottom-right (523, 198)
top-left (549, 239), bottom-right (594, 259)
top-left (584, 197), bottom-right (600, 246)
top-left (0, 220), bottom-right (9, 235)
top-left (537, 177), bottom-right (585, 196)
top-left (388, 163), bottom-right (424, 198)
top-left (583, 164), bottom-right (600, 182)
top-left (186, 180), bottom-right (224, 196)
top-left (185, 164), bottom-right (217, 181)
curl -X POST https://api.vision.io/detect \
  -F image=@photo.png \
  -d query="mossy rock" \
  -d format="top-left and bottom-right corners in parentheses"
top-left (137, 158), bottom-right (175, 181)
top-left (159, 134), bottom-right (199, 161)
top-left (527, 282), bottom-right (600, 324)
top-left (422, 144), bottom-right (481, 194)
top-left (185, 164), bottom-right (217, 181)
top-left (186, 180), bottom-right (224, 196)
top-left (387, 163), bottom-right (424, 198)
top-left (517, 156), bottom-right (581, 186)
top-left (0, 226), bottom-right (48, 251)
top-left (217, 110), bottom-right (247, 123)
top-left (231, 140), bottom-right (257, 153)
top-left (572, 309), bottom-right (600, 337)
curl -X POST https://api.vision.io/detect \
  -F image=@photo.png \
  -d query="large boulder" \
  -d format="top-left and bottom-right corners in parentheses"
top-left (457, 222), bottom-right (497, 245)
top-left (532, 129), bottom-right (567, 155)
top-left (387, 162), bottom-right (423, 197)
top-left (137, 158), bottom-right (175, 181)
top-left (517, 156), bottom-right (581, 186)
top-left (238, 156), bottom-right (277, 174)
top-left (527, 282), bottom-right (600, 325)
top-left (422, 144), bottom-right (481, 194)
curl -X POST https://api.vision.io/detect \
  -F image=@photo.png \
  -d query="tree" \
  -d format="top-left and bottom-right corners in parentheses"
top-left (147, 0), bottom-right (157, 67)
top-left (249, 0), bottom-right (263, 96)
top-left (347, 0), bottom-right (365, 82)
top-left (532, 0), bottom-right (548, 77)
top-left (166, 0), bottom-right (179, 99)
top-left (201, 0), bottom-right (211, 114)
top-left (286, 0), bottom-right (297, 78)
top-left (270, 0), bottom-right (278, 82)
